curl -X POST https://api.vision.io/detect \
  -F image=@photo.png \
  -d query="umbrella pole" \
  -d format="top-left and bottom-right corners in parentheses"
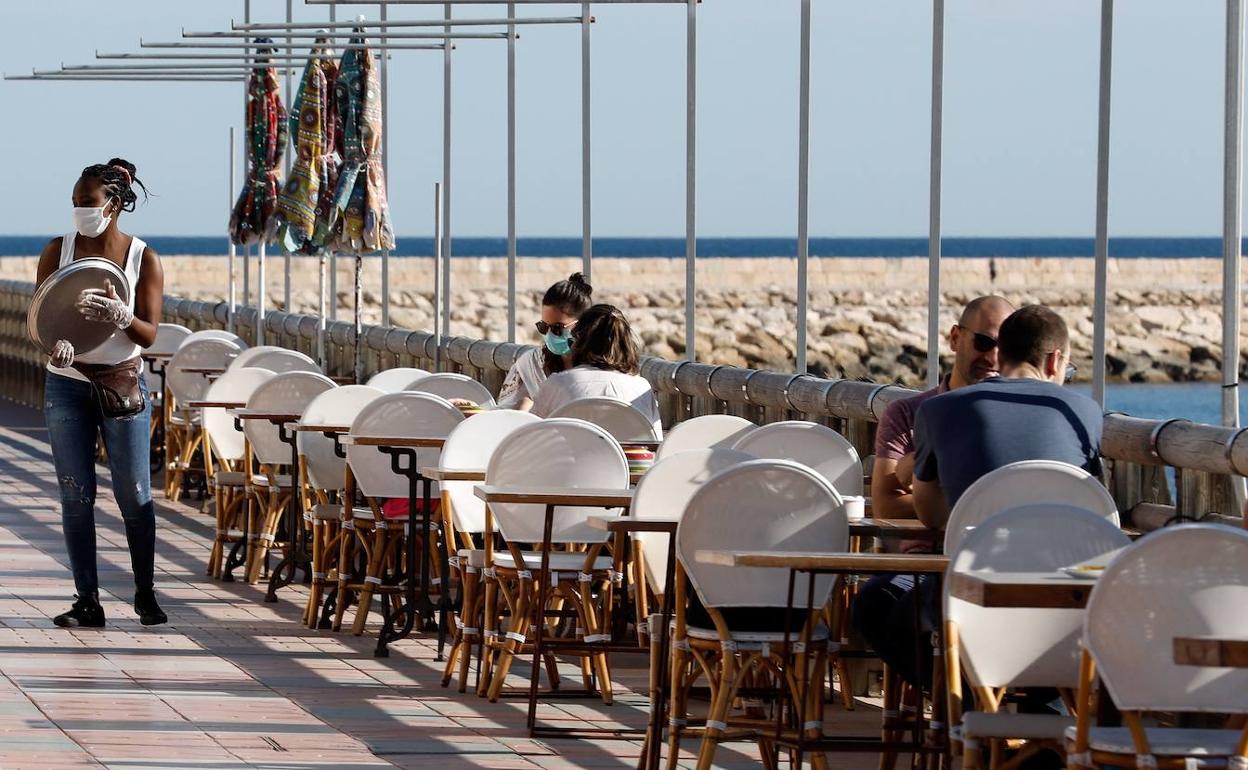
top-left (227, 127), bottom-right (237, 334)
top-left (318, 252), bottom-right (328, 369)
top-left (354, 252), bottom-right (364, 383)
top-left (380, 0), bottom-right (392, 328)
top-left (433, 181), bottom-right (443, 371)
top-left (243, 244), bottom-right (251, 311)
top-left (258, 240), bottom-right (268, 346)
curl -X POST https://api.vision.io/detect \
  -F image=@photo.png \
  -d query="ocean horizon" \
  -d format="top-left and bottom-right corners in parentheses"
top-left (2, 235), bottom-right (1248, 259)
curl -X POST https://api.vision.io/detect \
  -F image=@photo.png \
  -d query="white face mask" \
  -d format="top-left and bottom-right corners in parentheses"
top-left (72, 200), bottom-right (114, 238)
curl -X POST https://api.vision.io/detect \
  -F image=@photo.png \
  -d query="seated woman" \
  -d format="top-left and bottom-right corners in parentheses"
top-left (496, 273), bottom-right (593, 410)
top-left (531, 303), bottom-right (661, 437)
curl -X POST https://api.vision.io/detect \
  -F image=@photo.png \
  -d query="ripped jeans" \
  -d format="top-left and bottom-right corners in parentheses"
top-left (45, 372), bottom-right (156, 598)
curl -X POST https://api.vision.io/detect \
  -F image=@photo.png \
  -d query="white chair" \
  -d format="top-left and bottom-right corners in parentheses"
top-left (338, 392), bottom-right (465, 635)
top-left (200, 366), bottom-right (276, 579)
top-left (241, 371), bottom-right (336, 584)
top-left (144, 323), bottom-right (191, 380)
top-left (731, 419), bottom-right (864, 496)
top-left (944, 460), bottom-right (1118, 555)
top-left (549, 396), bottom-right (663, 444)
top-left (244, 348), bottom-right (320, 374)
top-left (434, 408), bottom-right (543, 691)
top-left (407, 372), bottom-right (496, 407)
top-left (228, 345), bottom-right (288, 370)
top-left (480, 418), bottom-right (629, 703)
top-left (1067, 524), bottom-right (1248, 770)
top-left (367, 367), bottom-right (431, 392)
top-left (296, 385), bottom-right (385, 627)
top-left (670, 458), bottom-right (848, 768)
top-left (945, 504), bottom-right (1131, 770)
top-left (655, 414), bottom-right (755, 461)
top-left (179, 328), bottom-right (247, 350)
top-left (165, 337), bottom-right (244, 501)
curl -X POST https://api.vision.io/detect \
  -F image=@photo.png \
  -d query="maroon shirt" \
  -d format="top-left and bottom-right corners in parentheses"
top-left (873, 379), bottom-right (948, 553)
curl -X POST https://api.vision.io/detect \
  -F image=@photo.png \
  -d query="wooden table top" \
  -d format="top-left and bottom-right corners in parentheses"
top-left (142, 351), bottom-right (174, 360)
top-left (185, 400), bottom-right (247, 409)
top-left (341, 435), bottom-right (447, 448)
top-left (420, 467), bottom-right (485, 481)
top-left (473, 485), bottom-right (634, 507)
top-left (295, 423), bottom-right (351, 433)
top-left (850, 518), bottom-right (941, 539)
top-left (946, 571), bottom-right (1097, 609)
top-left (1173, 636), bottom-right (1248, 668)
top-left (586, 514), bottom-right (679, 533)
top-left (181, 366), bottom-right (227, 375)
top-left (695, 550), bottom-right (950, 573)
top-left (228, 409), bottom-right (303, 422)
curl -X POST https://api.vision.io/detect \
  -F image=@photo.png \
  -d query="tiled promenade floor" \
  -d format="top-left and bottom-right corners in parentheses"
top-left (0, 403), bottom-right (884, 769)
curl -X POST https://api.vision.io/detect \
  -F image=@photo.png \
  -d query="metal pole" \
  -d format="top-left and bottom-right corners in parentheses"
top-left (244, 244), bottom-right (251, 309)
top-left (434, 181), bottom-right (444, 368)
top-left (258, 241), bottom-right (268, 345)
top-left (507, 0), bottom-right (517, 342)
top-left (354, 253), bottom-right (364, 381)
top-left (684, 0), bottom-right (696, 362)
top-left (442, 2), bottom-right (453, 348)
top-left (380, 1), bottom-right (392, 327)
top-left (228, 127), bottom-right (237, 334)
top-left (329, 2), bottom-right (339, 327)
top-left (926, 0), bottom-right (945, 388)
top-left (796, 0), bottom-right (810, 375)
top-left (243, 0), bottom-right (252, 325)
top-left (1223, 0), bottom-right (1247, 507)
top-left (284, 0), bottom-right (293, 316)
top-left (1092, 0), bottom-right (1113, 407)
top-left (318, 253), bottom-right (328, 367)
top-left (581, 1), bottom-right (592, 280)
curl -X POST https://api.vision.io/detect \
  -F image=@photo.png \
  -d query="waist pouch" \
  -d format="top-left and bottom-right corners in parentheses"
top-left (74, 357), bottom-right (145, 419)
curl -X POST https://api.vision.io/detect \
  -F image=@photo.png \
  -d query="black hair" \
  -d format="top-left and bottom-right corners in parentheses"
top-left (80, 158), bottom-right (148, 213)
top-left (998, 305), bottom-right (1070, 369)
top-left (540, 273), bottom-right (594, 376)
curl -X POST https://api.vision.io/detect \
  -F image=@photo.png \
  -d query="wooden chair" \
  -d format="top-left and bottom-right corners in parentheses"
top-left (1067, 524), bottom-right (1248, 770)
top-left (655, 414), bottom-right (754, 461)
top-left (945, 504), bottom-right (1130, 770)
top-left (165, 337), bottom-right (244, 502)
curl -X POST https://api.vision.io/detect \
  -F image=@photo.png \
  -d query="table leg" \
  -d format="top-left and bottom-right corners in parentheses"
top-left (526, 504), bottom-right (557, 734)
top-left (640, 530), bottom-right (678, 770)
top-left (266, 423), bottom-right (309, 602)
top-left (374, 449), bottom-right (426, 658)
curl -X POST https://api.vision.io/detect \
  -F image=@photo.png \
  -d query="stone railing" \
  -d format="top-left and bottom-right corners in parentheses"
top-left (2, 279), bottom-right (1241, 529)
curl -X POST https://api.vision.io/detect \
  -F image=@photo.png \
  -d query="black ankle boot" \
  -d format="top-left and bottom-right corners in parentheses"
top-left (134, 590), bottom-right (167, 626)
top-left (53, 594), bottom-right (106, 628)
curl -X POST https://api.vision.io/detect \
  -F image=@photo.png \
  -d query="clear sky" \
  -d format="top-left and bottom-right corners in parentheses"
top-left (0, 0), bottom-right (1237, 238)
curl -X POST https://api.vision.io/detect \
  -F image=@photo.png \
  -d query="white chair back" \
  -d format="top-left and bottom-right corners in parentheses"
top-left (346, 392), bottom-right (464, 499)
top-left (944, 460), bottom-right (1118, 554)
top-left (1085, 524), bottom-right (1248, 714)
top-left (731, 420), bottom-right (863, 497)
top-left (407, 372), bottom-right (496, 407)
top-left (143, 323), bottom-right (192, 381)
top-left (548, 396), bottom-right (662, 443)
top-left (243, 372), bottom-right (336, 466)
top-left (632, 448), bottom-right (756, 594)
top-left (228, 345), bottom-right (287, 369)
top-left (201, 367), bottom-right (276, 463)
top-left (439, 409), bottom-right (543, 536)
top-left (677, 459), bottom-right (847, 610)
top-left (946, 504), bottom-right (1131, 689)
top-left (298, 385), bottom-right (385, 491)
top-left (179, 329), bottom-right (247, 350)
top-left (168, 338), bottom-right (243, 408)
top-left (244, 348), bottom-right (320, 374)
top-left (485, 418), bottom-right (628, 545)
top-left (367, 367), bottom-right (431, 392)
top-left (656, 414), bottom-right (755, 460)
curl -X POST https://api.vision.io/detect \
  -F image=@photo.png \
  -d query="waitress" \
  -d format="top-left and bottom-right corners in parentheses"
top-left (34, 159), bottom-right (166, 628)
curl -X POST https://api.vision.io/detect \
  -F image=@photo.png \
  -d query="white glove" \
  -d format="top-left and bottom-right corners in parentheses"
top-left (77, 280), bottom-right (134, 329)
top-left (50, 339), bottom-right (75, 368)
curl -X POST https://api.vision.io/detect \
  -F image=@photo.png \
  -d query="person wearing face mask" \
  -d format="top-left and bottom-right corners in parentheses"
top-left (496, 273), bottom-right (593, 410)
top-left (32, 159), bottom-right (167, 629)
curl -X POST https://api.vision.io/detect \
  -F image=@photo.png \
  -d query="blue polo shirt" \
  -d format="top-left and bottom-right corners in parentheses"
top-left (912, 376), bottom-right (1103, 509)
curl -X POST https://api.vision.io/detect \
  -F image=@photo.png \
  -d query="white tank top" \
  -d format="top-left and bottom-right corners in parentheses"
top-left (46, 233), bottom-right (145, 381)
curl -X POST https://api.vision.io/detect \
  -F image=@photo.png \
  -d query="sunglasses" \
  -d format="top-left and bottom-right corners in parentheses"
top-left (535, 321), bottom-right (574, 336)
top-left (957, 325), bottom-right (998, 353)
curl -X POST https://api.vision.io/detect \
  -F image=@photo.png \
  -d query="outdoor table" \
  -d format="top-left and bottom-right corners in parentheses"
top-left (181, 365), bottom-right (227, 382)
top-left (946, 571), bottom-right (1098, 609)
top-left (1173, 637), bottom-right (1248, 667)
top-left (587, 513), bottom-right (680, 770)
top-left (342, 434), bottom-right (448, 658)
top-left (694, 549), bottom-right (951, 762)
top-left (229, 409), bottom-right (309, 603)
top-left (185, 399), bottom-right (248, 410)
top-left (473, 485), bottom-right (635, 739)
top-left (422, 467), bottom-right (649, 486)
top-left (849, 517), bottom-right (942, 542)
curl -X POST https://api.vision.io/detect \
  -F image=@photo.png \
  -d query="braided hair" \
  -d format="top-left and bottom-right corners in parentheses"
top-left (79, 158), bottom-right (148, 212)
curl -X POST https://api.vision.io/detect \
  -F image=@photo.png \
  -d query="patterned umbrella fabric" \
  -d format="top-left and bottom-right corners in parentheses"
top-left (270, 41), bottom-right (340, 255)
top-left (229, 39), bottom-right (287, 246)
top-left (324, 31), bottom-right (394, 253)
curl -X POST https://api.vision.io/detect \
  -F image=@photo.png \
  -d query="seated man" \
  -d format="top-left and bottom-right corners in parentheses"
top-left (871, 295), bottom-right (1013, 543)
top-left (853, 304), bottom-right (1101, 688)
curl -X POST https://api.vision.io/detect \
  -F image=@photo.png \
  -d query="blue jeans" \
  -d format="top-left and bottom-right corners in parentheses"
top-left (44, 371), bottom-right (156, 598)
top-left (852, 573), bottom-right (939, 689)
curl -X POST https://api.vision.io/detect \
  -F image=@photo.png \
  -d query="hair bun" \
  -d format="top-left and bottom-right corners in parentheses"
top-left (568, 272), bottom-right (592, 294)
top-left (107, 158), bottom-right (137, 178)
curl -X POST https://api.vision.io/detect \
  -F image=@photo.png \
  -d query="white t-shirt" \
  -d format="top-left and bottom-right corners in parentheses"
top-left (531, 365), bottom-right (662, 437)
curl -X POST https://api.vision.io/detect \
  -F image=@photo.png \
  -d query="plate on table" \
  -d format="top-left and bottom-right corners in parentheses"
top-left (1059, 546), bottom-right (1127, 578)
top-left (27, 257), bottom-right (130, 355)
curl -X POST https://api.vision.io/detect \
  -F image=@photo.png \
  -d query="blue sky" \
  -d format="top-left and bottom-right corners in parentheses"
top-left (0, 0), bottom-right (1235, 237)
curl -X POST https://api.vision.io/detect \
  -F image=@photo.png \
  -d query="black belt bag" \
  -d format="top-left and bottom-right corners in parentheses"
top-left (74, 357), bottom-right (146, 419)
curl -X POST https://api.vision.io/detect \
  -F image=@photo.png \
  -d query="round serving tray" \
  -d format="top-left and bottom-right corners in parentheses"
top-left (27, 257), bottom-right (131, 356)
